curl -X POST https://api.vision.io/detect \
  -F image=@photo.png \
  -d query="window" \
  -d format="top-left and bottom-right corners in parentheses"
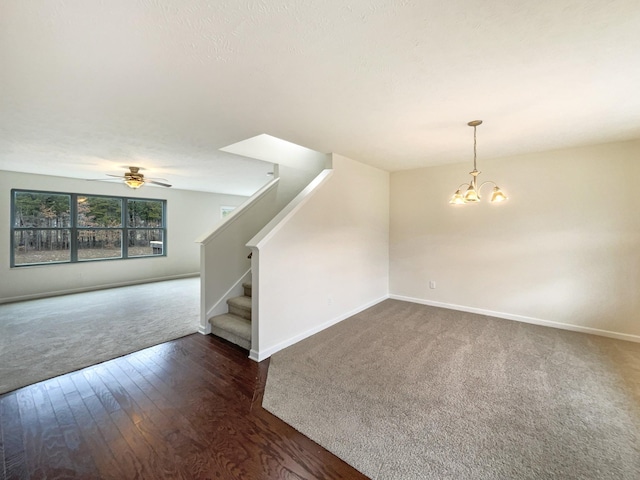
top-left (220, 206), bottom-right (236, 219)
top-left (11, 190), bottom-right (166, 267)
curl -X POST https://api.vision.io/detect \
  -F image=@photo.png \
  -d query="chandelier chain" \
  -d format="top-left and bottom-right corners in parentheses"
top-left (473, 125), bottom-right (477, 171)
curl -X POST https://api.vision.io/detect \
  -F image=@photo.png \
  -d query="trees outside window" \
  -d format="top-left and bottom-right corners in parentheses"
top-left (11, 190), bottom-right (166, 267)
top-left (13, 192), bottom-right (71, 264)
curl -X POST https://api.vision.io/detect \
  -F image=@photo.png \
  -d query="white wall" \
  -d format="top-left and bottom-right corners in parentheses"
top-left (197, 179), bottom-right (279, 332)
top-left (197, 156), bottom-right (327, 334)
top-left (390, 140), bottom-right (640, 340)
top-left (0, 170), bottom-right (247, 302)
top-left (251, 154), bottom-right (389, 359)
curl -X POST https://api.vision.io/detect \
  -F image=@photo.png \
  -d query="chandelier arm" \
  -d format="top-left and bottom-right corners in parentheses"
top-left (478, 180), bottom-right (497, 192)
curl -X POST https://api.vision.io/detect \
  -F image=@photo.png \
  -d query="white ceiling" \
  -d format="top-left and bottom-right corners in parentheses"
top-left (1, 0), bottom-right (639, 195)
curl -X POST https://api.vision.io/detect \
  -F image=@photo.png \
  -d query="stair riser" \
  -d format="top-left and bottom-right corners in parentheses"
top-left (211, 326), bottom-right (251, 350)
top-left (229, 304), bottom-right (251, 320)
top-left (243, 286), bottom-right (252, 297)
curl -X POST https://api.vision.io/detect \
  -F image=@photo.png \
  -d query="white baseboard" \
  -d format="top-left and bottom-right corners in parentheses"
top-left (0, 273), bottom-right (200, 304)
top-left (250, 295), bottom-right (388, 362)
top-left (249, 349), bottom-right (260, 362)
top-left (389, 294), bottom-right (640, 344)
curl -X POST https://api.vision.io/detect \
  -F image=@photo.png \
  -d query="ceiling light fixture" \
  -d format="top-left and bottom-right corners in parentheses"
top-left (125, 178), bottom-right (145, 189)
top-left (449, 120), bottom-right (507, 205)
top-left (124, 168), bottom-right (145, 189)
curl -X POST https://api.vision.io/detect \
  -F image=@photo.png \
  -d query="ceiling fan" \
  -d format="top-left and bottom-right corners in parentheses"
top-left (93, 166), bottom-right (172, 189)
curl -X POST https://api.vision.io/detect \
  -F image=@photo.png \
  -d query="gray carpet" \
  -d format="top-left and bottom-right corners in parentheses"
top-left (0, 277), bottom-right (200, 395)
top-left (263, 299), bottom-right (640, 480)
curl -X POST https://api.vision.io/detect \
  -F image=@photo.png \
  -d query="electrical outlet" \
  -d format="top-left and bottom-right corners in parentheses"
top-left (429, 281), bottom-right (436, 289)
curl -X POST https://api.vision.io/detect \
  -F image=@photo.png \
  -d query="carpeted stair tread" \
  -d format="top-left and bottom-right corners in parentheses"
top-left (210, 313), bottom-right (251, 350)
top-left (227, 295), bottom-right (252, 311)
top-left (242, 281), bottom-right (252, 297)
top-left (228, 295), bottom-right (251, 320)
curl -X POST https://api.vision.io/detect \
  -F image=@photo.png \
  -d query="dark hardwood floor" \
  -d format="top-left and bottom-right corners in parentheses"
top-left (0, 334), bottom-right (368, 480)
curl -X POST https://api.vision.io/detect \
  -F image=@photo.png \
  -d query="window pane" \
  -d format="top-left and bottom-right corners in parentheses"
top-left (77, 229), bottom-right (122, 260)
top-left (127, 200), bottom-right (163, 228)
top-left (13, 192), bottom-right (71, 228)
top-left (128, 230), bottom-right (164, 256)
top-left (78, 196), bottom-right (122, 227)
top-left (13, 230), bottom-right (71, 265)
top-left (221, 206), bottom-right (235, 218)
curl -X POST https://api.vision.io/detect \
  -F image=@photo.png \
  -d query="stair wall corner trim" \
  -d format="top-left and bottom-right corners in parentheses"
top-left (247, 169), bottom-right (333, 250)
top-left (249, 349), bottom-right (260, 362)
top-left (198, 323), bottom-right (212, 335)
top-left (196, 177), bottom-right (280, 245)
top-left (250, 294), bottom-right (389, 362)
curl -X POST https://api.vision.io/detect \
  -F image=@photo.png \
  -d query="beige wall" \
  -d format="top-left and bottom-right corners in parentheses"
top-left (390, 140), bottom-right (640, 339)
top-left (252, 154), bottom-right (389, 358)
top-left (0, 170), bottom-right (247, 302)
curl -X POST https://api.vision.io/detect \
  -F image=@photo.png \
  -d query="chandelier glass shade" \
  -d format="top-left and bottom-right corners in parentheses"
top-left (449, 120), bottom-right (507, 205)
top-left (125, 177), bottom-right (145, 189)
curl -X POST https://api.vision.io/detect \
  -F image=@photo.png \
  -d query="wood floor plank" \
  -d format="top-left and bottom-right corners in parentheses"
top-left (15, 387), bottom-right (42, 479)
top-left (81, 393), bottom-right (148, 479)
top-left (67, 372), bottom-right (93, 400)
top-left (29, 383), bottom-right (75, 477)
top-left (1, 333), bottom-right (368, 479)
top-left (81, 370), bottom-right (121, 415)
top-left (134, 349), bottom-right (253, 423)
top-left (138, 341), bottom-right (255, 408)
top-left (1, 392), bottom-right (28, 480)
top-left (43, 379), bottom-right (99, 477)
top-left (63, 389), bottom-right (126, 480)
top-left (0, 402), bottom-right (4, 480)
top-left (103, 361), bottom-right (205, 450)
top-left (93, 363), bottom-right (188, 479)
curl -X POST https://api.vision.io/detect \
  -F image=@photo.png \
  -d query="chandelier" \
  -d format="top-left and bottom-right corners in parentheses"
top-left (449, 120), bottom-right (507, 204)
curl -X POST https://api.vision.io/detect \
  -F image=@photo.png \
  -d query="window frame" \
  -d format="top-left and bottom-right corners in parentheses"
top-left (10, 189), bottom-right (167, 268)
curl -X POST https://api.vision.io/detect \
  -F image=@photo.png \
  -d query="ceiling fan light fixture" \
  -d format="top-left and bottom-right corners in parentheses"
top-left (125, 178), bottom-right (145, 189)
top-left (124, 166), bottom-right (145, 189)
top-left (90, 166), bottom-right (171, 188)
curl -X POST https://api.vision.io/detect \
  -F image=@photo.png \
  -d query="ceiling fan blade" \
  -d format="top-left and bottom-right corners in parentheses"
top-left (146, 177), bottom-right (169, 182)
top-left (105, 174), bottom-right (126, 178)
top-left (148, 180), bottom-right (172, 188)
top-left (86, 178), bottom-right (122, 182)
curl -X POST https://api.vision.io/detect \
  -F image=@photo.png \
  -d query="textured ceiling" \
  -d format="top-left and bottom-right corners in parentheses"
top-left (1, 0), bottom-right (639, 194)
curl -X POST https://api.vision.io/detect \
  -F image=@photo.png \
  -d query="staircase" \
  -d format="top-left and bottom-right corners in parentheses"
top-left (209, 281), bottom-right (252, 350)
